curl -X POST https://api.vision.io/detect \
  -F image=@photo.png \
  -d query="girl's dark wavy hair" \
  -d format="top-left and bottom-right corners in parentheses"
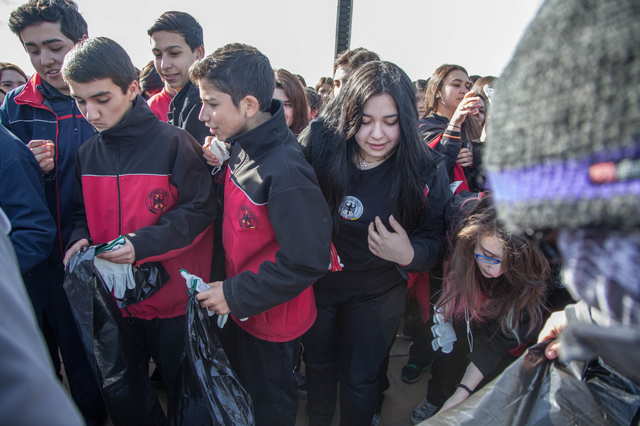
top-left (437, 195), bottom-right (549, 339)
top-left (300, 61), bottom-right (437, 235)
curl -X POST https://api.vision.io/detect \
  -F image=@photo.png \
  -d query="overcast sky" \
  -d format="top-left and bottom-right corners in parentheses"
top-left (0, 0), bottom-right (544, 86)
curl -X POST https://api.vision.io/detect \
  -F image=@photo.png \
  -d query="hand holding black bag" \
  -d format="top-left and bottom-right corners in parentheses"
top-left (63, 245), bottom-right (169, 426)
top-left (423, 340), bottom-right (640, 426)
top-left (174, 272), bottom-right (255, 426)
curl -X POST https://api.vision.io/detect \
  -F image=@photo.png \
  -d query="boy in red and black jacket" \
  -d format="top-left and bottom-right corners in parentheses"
top-left (61, 37), bottom-right (216, 420)
top-left (191, 43), bottom-right (332, 426)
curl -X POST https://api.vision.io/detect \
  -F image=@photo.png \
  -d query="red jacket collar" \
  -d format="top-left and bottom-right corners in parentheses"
top-left (14, 73), bottom-right (46, 107)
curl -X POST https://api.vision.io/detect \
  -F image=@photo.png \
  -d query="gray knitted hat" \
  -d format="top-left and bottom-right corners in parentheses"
top-left (485, 0), bottom-right (640, 233)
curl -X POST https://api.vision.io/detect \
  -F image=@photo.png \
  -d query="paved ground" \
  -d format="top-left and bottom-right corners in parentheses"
top-left (65, 330), bottom-right (428, 426)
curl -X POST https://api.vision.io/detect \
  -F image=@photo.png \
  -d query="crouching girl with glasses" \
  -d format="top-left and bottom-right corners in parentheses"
top-left (410, 194), bottom-right (549, 424)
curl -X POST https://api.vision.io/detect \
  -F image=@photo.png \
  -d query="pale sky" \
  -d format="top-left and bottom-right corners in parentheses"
top-left (0, 0), bottom-right (544, 86)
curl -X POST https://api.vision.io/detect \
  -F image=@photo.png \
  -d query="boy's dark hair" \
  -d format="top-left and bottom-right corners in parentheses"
top-left (190, 43), bottom-right (275, 113)
top-left (333, 47), bottom-right (380, 74)
top-left (147, 11), bottom-right (203, 52)
top-left (294, 74), bottom-right (306, 88)
top-left (469, 74), bottom-right (481, 85)
top-left (9, 0), bottom-right (88, 43)
top-left (413, 79), bottom-right (428, 92)
top-left (62, 37), bottom-right (137, 94)
top-left (305, 87), bottom-right (321, 111)
top-left (315, 77), bottom-right (333, 92)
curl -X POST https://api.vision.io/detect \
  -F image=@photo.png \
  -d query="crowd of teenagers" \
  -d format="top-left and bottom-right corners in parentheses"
top-left (1, 0), bottom-right (639, 426)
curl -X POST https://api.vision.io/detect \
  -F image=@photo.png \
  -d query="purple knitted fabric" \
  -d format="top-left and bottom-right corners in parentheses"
top-left (485, 0), bottom-right (640, 232)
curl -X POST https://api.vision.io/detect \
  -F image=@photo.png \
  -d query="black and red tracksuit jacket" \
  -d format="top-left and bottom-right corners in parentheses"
top-left (69, 96), bottom-right (217, 320)
top-left (221, 100), bottom-right (332, 342)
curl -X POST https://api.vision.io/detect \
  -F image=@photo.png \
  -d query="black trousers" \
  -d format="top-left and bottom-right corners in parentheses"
top-left (129, 315), bottom-right (187, 421)
top-left (304, 283), bottom-right (405, 426)
top-left (23, 265), bottom-right (107, 426)
top-left (224, 319), bottom-right (301, 426)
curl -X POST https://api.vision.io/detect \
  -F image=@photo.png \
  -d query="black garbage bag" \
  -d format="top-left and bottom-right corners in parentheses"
top-left (117, 260), bottom-right (169, 308)
top-left (63, 246), bottom-right (166, 426)
top-left (174, 288), bottom-right (255, 425)
top-left (424, 340), bottom-right (640, 426)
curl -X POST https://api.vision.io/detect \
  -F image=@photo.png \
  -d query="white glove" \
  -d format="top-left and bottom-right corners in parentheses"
top-left (207, 137), bottom-right (230, 162)
top-left (180, 269), bottom-right (248, 327)
top-left (94, 257), bottom-right (135, 299)
top-left (431, 311), bottom-right (457, 354)
top-left (181, 270), bottom-right (215, 318)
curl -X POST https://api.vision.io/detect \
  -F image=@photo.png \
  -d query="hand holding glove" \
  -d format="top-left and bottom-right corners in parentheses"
top-left (94, 257), bottom-right (135, 299)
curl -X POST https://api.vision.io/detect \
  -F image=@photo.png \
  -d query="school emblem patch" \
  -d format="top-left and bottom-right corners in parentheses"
top-left (339, 196), bottom-right (363, 220)
top-left (238, 204), bottom-right (259, 229)
top-left (146, 189), bottom-right (169, 214)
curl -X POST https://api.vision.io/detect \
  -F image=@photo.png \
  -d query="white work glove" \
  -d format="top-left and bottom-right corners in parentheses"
top-left (431, 310), bottom-right (457, 354)
top-left (181, 269), bottom-right (248, 328)
top-left (181, 269), bottom-right (215, 319)
top-left (94, 257), bottom-right (135, 299)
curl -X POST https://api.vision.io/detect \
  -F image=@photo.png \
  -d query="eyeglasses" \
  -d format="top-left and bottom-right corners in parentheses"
top-left (474, 252), bottom-right (501, 265)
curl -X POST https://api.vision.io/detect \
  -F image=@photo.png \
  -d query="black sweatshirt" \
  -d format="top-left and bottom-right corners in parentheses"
top-left (301, 119), bottom-right (451, 291)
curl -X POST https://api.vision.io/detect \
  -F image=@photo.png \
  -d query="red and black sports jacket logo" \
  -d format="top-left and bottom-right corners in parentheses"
top-left (146, 189), bottom-right (170, 214)
top-left (238, 204), bottom-right (259, 229)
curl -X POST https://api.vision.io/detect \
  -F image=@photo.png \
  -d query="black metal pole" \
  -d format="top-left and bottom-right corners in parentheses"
top-left (335, 0), bottom-right (354, 58)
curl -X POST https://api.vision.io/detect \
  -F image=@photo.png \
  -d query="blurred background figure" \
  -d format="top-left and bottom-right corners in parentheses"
top-left (315, 76), bottom-right (333, 105)
top-left (305, 87), bottom-right (322, 122)
top-left (139, 60), bottom-right (164, 100)
top-left (274, 68), bottom-right (310, 136)
top-left (0, 62), bottom-right (28, 105)
top-left (413, 79), bottom-right (428, 119)
top-left (332, 47), bottom-right (380, 97)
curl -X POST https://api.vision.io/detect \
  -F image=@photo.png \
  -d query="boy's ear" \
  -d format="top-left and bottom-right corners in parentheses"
top-left (194, 45), bottom-right (205, 61)
top-left (126, 80), bottom-right (139, 101)
top-left (242, 95), bottom-right (261, 118)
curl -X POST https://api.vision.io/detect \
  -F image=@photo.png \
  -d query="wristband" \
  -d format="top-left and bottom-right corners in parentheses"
top-left (455, 383), bottom-right (473, 394)
top-left (448, 123), bottom-right (461, 129)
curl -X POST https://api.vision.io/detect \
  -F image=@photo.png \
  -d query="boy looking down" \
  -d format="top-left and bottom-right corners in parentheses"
top-left (192, 43), bottom-right (332, 426)
top-left (61, 37), bottom-right (216, 421)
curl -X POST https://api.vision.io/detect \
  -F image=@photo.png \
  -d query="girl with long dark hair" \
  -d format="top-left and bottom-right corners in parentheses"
top-left (300, 61), bottom-right (451, 426)
top-left (410, 195), bottom-right (549, 423)
top-left (420, 64), bottom-right (483, 192)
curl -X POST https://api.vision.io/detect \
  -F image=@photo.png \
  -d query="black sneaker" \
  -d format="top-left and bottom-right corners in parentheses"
top-left (401, 361), bottom-right (431, 384)
top-left (294, 371), bottom-right (307, 398)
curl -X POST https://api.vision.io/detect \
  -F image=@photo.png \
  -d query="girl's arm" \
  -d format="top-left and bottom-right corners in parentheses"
top-left (440, 362), bottom-right (484, 411)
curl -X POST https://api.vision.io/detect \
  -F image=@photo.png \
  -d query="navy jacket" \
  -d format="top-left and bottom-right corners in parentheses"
top-left (0, 73), bottom-right (95, 267)
top-left (0, 125), bottom-right (55, 275)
